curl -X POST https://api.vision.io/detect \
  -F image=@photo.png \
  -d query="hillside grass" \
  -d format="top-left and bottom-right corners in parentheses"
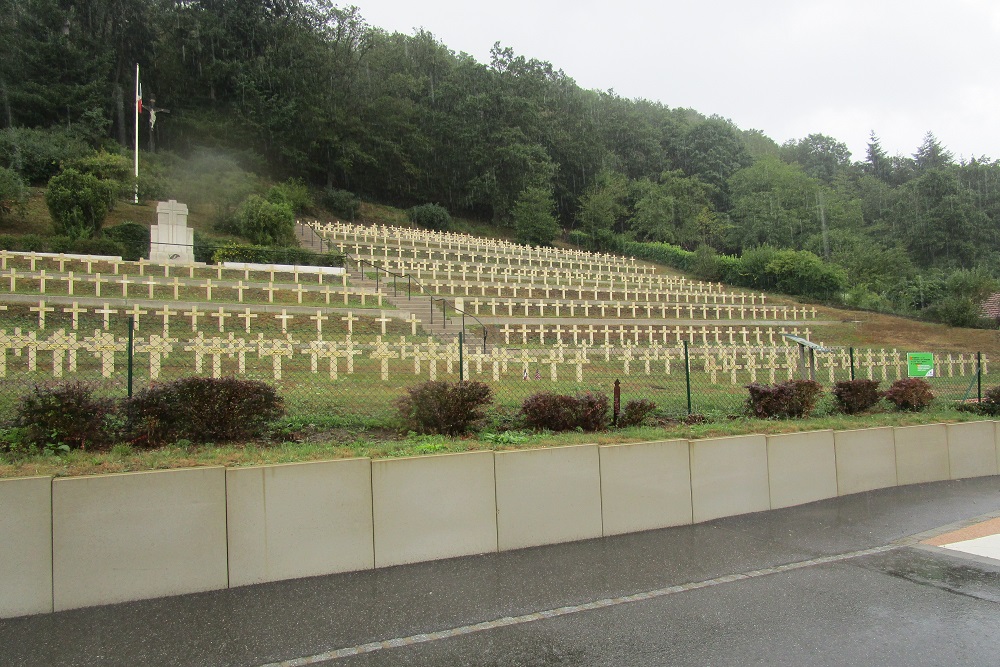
top-left (3, 177), bottom-right (1000, 478)
top-left (0, 403), bottom-right (988, 479)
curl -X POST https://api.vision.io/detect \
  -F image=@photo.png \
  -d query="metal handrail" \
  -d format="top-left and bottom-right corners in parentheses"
top-left (347, 255), bottom-right (425, 300)
top-left (430, 296), bottom-right (488, 354)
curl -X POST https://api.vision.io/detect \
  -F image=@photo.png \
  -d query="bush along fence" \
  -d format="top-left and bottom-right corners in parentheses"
top-left (0, 306), bottom-right (987, 426)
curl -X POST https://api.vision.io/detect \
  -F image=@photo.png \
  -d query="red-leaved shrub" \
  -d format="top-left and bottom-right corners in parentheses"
top-left (522, 391), bottom-right (609, 431)
top-left (745, 379), bottom-right (822, 419)
top-left (883, 378), bottom-right (934, 411)
top-left (395, 380), bottom-right (492, 435)
top-left (832, 379), bottom-right (882, 414)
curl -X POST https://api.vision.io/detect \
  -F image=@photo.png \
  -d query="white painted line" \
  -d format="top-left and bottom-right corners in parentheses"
top-left (256, 545), bottom-right (895, 667)
top-left (943, 534), bottom-right (1000, 562)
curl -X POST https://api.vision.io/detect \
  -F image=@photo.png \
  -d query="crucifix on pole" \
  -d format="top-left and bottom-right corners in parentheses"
top-left (145, 96), bottom-right (169, 153)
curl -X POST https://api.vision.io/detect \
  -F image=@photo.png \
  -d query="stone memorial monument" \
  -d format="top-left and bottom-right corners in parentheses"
top-left (150, 200), bottom-right (195, 264)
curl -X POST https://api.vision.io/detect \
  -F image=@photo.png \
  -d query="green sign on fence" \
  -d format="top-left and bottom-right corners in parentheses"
top-left (907, 352), bottom-right (935, 378)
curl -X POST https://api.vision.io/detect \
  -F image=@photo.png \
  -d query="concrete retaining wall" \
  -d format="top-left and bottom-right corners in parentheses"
top-left (690, 435), bottom-right (770, 522)
top-left (0, 477), bottom-right (52, 618)
top-left (947, 421), bottom-right (999, 479)
top-left (4, 422), bottom-right (999, 618)
top-left (766, 430), bottom-right (838, 509)
top-left (51, 467), bottom-right (228, 612)
top-left (895, 424), bottom-right (950, 485)
top-left (599, 440), bottom-right (692, 535)
top-left (495, 445), bottom-right (603, 551)
top-left (227, 459), bottom-right (374, 587)
top-left (835, 427), bottom-right (897, 495)
top-left (372, 451), bottom-right (497, 567)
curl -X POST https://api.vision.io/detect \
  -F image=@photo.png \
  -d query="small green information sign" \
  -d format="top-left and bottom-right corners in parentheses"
top-left (907, 352), bottom-right (935, 378)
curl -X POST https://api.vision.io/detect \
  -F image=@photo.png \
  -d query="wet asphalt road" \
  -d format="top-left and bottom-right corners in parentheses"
top-left (2, 476), bottom-right (999, 667)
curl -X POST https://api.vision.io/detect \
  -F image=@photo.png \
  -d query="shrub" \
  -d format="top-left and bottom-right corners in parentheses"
top-left (884, 378), bottom-right (934, 412)
top-left (14, 382), bottom-right (116, 450)
top-left (45, 168), bottom-right (117, 238)
top-left (104, 222), bottom-right (151, 261)
top-left (976, 386), bottom-right (1000, 416)
top-left (124, 377), bottom-right (285, 446)
top-left (746, 379), bottom-right (822, 419)
top-left (832, 379), bottom-right (882, 414)
top-left (0, 233), bottom-right (49, 251)
top-left (0, 127), bottom-right (90, 185)
top-left (266, 178), bottom-right (313, 215)
top-left (395, 380), bottom-right (493, 435)
top-left (521, 391), bottom-right (610, 432)
top-left (0, 166), bottom-right (28, 221)
top-left (320, 187), bottom-right (361, 221)
top-left (521, 392), bottom-right (580, 431)
top-left (575, 392), bottom-right (610, 431)
top-left (50, 236), bottom-right (126, 257)
top-left (617, 398), bottom-right (657, 428)
top-left (408, 203), bottom-right (451, 231)
top-left (211, 242), bottom-right (344, 267)
top-left (232, 194), bottom-right (296, 246)
top-left (68, 150), bottom-right (131, 186)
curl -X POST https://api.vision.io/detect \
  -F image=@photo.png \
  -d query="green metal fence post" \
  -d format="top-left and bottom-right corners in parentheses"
top-left (849, 347), bottom-right (855, 381)
top-left (683, 340), bottom-right (692, 415)
top-left (127, 315), bottom-right (135, 398)
top-left (978, 351), bottom-right (982, 402)
top-left (459, 331), bottom-right (464, 382)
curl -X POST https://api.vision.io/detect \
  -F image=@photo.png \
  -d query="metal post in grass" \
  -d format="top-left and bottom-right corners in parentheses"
top-left (459, 331), bottom-right (465, 382)
top-left (407, 275), bottom-right (411, 300)
top-left (978, 351), bottom-right (983, 403)
top-left (613, 379), bottom-right (621, 427)
top-left (683, 340), bottom-right (692, 415)
top-left (849, 347), bottom-right (855, 381)
top-left (127, 316), bottom-right (135, 398)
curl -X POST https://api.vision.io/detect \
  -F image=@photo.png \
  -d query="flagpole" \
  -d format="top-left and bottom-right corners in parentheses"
top-left (134, 63), bottom-right (140, 204)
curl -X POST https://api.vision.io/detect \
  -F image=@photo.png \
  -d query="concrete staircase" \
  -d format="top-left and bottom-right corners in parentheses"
top-left (294, 222), bottom-right (330, 255)
top-left (294, 224), bottom-right (481, 346)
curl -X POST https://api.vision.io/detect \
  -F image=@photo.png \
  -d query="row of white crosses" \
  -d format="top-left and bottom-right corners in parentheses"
top-left (443, 297), bottom-right (806, 321)
top-left (360, 254), bottom-right (727, 295)
top-left (498, 323), bottom-right (812, 347)
top-left (0, 251), bottom-right (345, 286)
top-left (7, 298), bottom-right (813, 346)
top-left (697, 347), bottom-right (990, 385)
top-left (423, 281), bottom-right (757, 307)
top-left (18, 301), bottom-right (410, 337)
top-left (0, 270), bottom-right (386, 308)
top-left (311, 221), bottom-right (653, 275)
top-left (5, 326), bottom-right (984, 388)
top-left (351, 245), bottom-right (656, 279)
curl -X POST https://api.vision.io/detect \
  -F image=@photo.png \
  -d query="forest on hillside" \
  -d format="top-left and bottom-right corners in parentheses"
top-left (2, 0), bottom-right (1000, 326)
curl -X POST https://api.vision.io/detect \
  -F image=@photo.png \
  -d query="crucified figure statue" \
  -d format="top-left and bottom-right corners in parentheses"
top-left (146, 96), bottom-right (169, 152)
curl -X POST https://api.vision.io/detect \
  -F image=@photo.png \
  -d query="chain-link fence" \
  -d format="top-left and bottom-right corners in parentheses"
top-left (0, 302), bottom-right (987, 425)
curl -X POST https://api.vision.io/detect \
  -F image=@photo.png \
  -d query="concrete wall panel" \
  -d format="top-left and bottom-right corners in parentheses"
top-left (227, 459), bottom-right (374, 587)
top-left (894, 424), bottom-right (950, 485)
top-left (690, 435), bottom-right (769, 523)
top-left (0, 477), bottom-right (52, 618)
top-left (52, 467), bottom-right (228, 611)
top-left (599, 440), bottom-right (692, 536)
top-left (767, 430), bottom-right (837, 509)
top-left (947, 421), bottom-right (999, 479)
top-left (373, 451), bottom-right (497, 567)
top-left (495, 445), bottom-right (602, 551)
top-left (835, 427), bottom-right (897, 495)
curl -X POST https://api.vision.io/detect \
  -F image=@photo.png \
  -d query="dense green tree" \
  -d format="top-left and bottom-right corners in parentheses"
top-left (44, 168), bottom-right (117, 238)
top-left (512, 186), bottom-right (560, 246)
top-left (627, 170), bottom-right (717, 247)
top-left (575, 170), bottom-right (628, 249)
top-left (782, 133), bottom-right (852, 183)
